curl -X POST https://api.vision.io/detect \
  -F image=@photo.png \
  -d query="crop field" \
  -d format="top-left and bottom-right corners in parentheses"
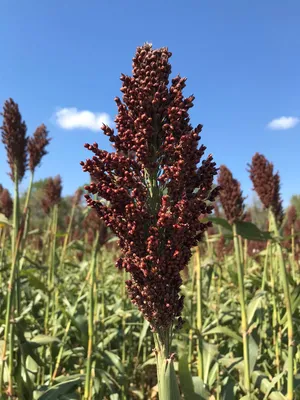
top-left (0, 44), bottom-right (299, 400)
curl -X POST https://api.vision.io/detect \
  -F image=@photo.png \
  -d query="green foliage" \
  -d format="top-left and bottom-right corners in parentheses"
top-left (0, 193), bottom-right (299, 399)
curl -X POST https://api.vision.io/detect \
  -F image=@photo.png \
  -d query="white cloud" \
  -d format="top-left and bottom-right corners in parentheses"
top-left (267, 116), bottom-right (299, 130)
top-left (55, 107), bottom-right (112, 131)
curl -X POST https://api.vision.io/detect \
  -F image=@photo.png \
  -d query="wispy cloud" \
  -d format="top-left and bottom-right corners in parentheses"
top-left (267, 116), bottom-right (299, 130)
top-left (55, 107), bottom-right (112, 131)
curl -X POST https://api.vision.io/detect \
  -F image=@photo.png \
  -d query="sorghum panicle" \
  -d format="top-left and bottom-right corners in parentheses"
top-left (81, 44), bottom-right (219, 331)
top-left (0, 185), bottom-right (13, 219)
top-left (42, 175), bottom-right (62, 214)
top-left (283, 206), bottom-right (297, 249)
top-left (287, 205), bottom-right (297, 227)
top-left (217, 165), bottom-right (245, 224)
top-left (1, 98), bottom-right (28, 182)
top-left (83, 209), bottom-right (108, 246)
top-left (28, 124), bottom-right (51, 172)
top-left (247, 240), bottom-right (266, 257)
top-left (248, 153), bottom-right (284, 225)
top-left (73, 188), bottom-right (83, 207)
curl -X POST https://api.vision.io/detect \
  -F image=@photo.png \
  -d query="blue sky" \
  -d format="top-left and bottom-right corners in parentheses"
top-left (0, 0), bottom-right (299, 206)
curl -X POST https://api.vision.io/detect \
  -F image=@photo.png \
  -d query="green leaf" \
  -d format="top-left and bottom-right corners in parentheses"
top-left (202, 342), bottom-right (218, 385)
top-left (178, 355), bottom-right (209, 400)
top-left (263, 371), bottom-right (285, 400)
top-left (28, 335), bottom-right (60, 348)
top-left (137, 319), bottom-right (150, 358)
top-left (109, 394), bottom-right (120, 400)
top-left (202, 326), bottom-right (242, 343)
top-left (279, 285), bottom-right (300, 325)
top-left (249, 334), bottom-right (259, 375)
top-left (0, 213), bottom-right (11, 226)
top-left (98, 330), bottom-right (118, 350)
top-left (24, 272), bottom-right (48, 292)
top-left (235, 221), bottom-right (271, 241)
top-left (207, 216), bottom-right (232, 232)
top-left (37, 376), bottom-right (84, 399)
top-left (159, 357), bottom-right (181, 400)
top-left (141, 356), bottom-right (156, 368)
top-left (104, 350), bottom-right (124, 374)
top-left (219, 357), bottom-right (243, 372)
top-left (26, 355), bottom-right (39, 383)
top-left (178, 355), bottom-right (199, 399)
top-left (247, 291), bottom-right (265, 328)
top-left (221, 378), bottom-right (236, 400)
top-left (252, 371), bottom-right (286, 400)
top-left (192, 377), bottom-right (210, 399)
top-left (96, 368), bottom-right (120, 391)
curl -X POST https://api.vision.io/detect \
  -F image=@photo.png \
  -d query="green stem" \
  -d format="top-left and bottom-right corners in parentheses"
top-left (84, 232), bottom-right (99, 400)
top-left (188, 263), bottom-right (196, 367)
top-left (195, 246), bottom-right (203, 380)
top-left (244, 239), bottom-right (248, 275)
top-left (51, 271), bottom-right (89, 382)
top-left (101, 252), bottom-right (105, 322)
top-left (44, 206), bottom-right (58, 335)
top-left (154, 328), bottom-right (181, 400)
top-left (0, 228), bottom-right (7, 286)
top-left (59, 203), bottom-right (76, 271)
top-left (269, 242), bottom-right (280, 388)
top-left (23, 170), bottom-right (34, 214)
top-left (261, 241), bottom-right (270, 291)
top-left (291, 225), bottom-right (295, 280)
top-left (0, 168), bottom-right (21, 395)
top-left (269, 211), bottom-right (294, 400)
top-left (233, 223), bottom-right (251, 396)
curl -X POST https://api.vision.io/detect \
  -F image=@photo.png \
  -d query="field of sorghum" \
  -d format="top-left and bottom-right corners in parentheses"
top-left (0, 44), bottom-right (299, 400)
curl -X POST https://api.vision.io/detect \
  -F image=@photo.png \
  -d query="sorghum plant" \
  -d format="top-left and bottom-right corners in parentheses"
top-left (59, 187), bottom-right (83, 269)
top-left (217, 165), bottom-right (245, 224)
top-left (249, 153), bottom-right (283, 225)
top-left (284, 205), bottom-right (297, 277)
top-left (83, 208), bottom-right (108, 247)
top-left (81, 43), bottom-right (218, 398)
top-left (287, 205), bottom-right (297, 228)
top-left (0, 185), bottom-right (13, 219)
top-left (1, 98), bottom-right (28, 184)
top-left (217, 165), bottom-right (251, 396)
top-left (0, 99), bottom-right (28, 395)
top-left (42, 176), bottom-right (62, 340)
top-left (249, 153), bottom-right (294, 400)
top-left (25, 124), bottom-right (51, 211)
top-left (42, 175), bottom-right (62, 215)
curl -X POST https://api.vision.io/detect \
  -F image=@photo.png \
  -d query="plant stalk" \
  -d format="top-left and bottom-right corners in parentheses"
top-left (195, 245), bottom-right (203, 380)
top-left (233, 223), bottom-right (251, 396)
top-left (84, 232), bottom-right (99, 400)
top-left (154, 328), bottom-right (181, 400)
top-left (269, 211), bottom-right (294, 400)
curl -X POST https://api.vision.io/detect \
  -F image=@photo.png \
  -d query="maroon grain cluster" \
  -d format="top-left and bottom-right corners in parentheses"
top-left (72, 188), bottom-right (83, 207)
top-left (42, 175), bottom-right (62, 214)
top-left (217, 165), bottom-right (245, 224)
top-left (0, 184), bottom-right (13, 219)
top-left (83, 209), bottom-right (108, 246)
top-left (1, 98), bottom-right (28, 182)
top-left (287, 205), bottom-right (297, 227)
top-left (283, 206), bottom-right (298, 250)
top-left (247, 240), bottom-right (267, 257)
top-left (248, 153), bottom-right (283, 224)
top-left (81, 44), bottom-right (218, 331)
top-left (27, 124), bottom-right (51, 172)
